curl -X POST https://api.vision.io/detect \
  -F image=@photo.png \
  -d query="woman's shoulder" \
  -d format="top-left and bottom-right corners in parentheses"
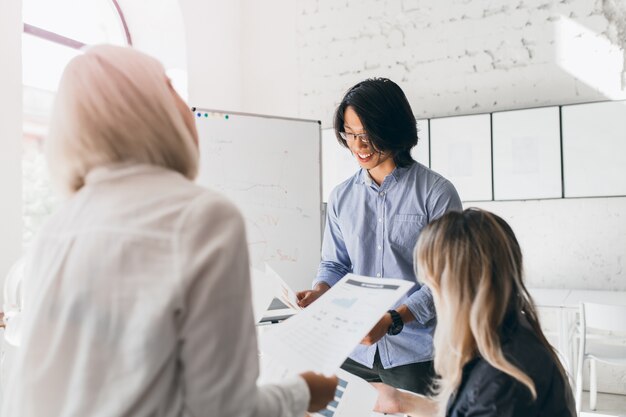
top-left (452, 359), bottom-right (572, 417)
top-left (178, 185), bottom-right (244, 228)
top-left (449, 326), bottom-right (575, 417)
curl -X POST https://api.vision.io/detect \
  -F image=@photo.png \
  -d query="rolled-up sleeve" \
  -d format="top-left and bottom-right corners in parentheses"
top-left (404, 284), bottom-right (436, 326)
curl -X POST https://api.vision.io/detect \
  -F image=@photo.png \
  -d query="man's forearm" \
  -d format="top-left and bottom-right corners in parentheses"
top-left (396, 304), bottom-right (416, 324)
top-left (314, 282), bottom-right (331, 292)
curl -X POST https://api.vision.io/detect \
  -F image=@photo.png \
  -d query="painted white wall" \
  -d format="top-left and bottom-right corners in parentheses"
top-left (468, 198), bottom-right (626, 290)
top-left (0, 0), bottom-right (23, 287)
top-left (177, 0), bottom-right (300, 116)
top-left (240, 0), bottom-right (300, 118)
top-left (178, 0), bottom-right (243, 110)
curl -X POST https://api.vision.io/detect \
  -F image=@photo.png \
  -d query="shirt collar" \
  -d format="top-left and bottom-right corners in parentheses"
top-left (358, 162), bottom-right (413, 186)
top-left (85, 163), bottom-right (174, 185)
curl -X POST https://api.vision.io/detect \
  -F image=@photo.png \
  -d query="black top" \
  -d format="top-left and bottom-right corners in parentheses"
top-left (446, 314), bottom-right (576, 417)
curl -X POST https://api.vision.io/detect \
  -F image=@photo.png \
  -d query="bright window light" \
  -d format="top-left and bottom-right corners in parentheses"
top-left (22, 0), bottom-right (130, 247)
top-left (22, 0), bottom-right (126, 46)
top-left (556, 16), bottom-right (625, 100)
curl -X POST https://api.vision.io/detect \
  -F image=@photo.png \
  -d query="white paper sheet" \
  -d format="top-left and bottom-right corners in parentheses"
top-left (265, 263), bottom-right (303, 312)
top-left (309, 369), bottom-right (377, 417)
top-left (261, 273), bottom-right (414, 375)
top-left (250, 267), bottom-right (280, 323)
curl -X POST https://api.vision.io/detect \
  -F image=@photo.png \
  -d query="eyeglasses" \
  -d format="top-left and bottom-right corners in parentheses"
top-left (339, 131), bottom-right (370, 144)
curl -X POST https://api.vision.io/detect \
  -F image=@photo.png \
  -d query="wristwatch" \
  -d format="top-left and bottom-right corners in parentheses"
top-left (387, 309), bottom-right (403, 336)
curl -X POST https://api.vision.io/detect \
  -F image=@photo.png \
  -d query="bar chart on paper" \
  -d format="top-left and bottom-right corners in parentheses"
top-left (310, 370), bottom-right (376, 417)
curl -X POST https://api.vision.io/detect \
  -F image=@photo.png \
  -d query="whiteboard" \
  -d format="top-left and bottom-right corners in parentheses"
top-left (194, 109), bottom-right (322, 291)
top-left (562, 101), bottom-right (626, 198)
top-left (430, 114), bottom-right (492, 202)
top-left (492, 107), bottom-right (562, 200)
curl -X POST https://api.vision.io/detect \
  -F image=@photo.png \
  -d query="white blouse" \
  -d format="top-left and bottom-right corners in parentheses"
top-left (1, 164), bottom-right (309, 417)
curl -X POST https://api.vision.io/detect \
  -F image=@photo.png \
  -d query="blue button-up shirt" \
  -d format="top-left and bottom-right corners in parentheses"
top-left (314, 161), bottom-right (462, 368)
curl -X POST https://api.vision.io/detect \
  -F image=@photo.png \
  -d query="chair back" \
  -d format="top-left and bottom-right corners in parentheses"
top-left (581, 302), bottom-right (626, 333)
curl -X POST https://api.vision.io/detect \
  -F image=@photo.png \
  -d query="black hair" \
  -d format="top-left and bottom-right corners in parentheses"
top-left (333, 77), bottom-right (418, 168)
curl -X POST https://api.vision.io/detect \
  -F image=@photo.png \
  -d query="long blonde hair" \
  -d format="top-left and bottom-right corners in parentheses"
top-left (46, 45), bottom-right (199, 195)
top-left (416, 208), bottom-right (565, 416)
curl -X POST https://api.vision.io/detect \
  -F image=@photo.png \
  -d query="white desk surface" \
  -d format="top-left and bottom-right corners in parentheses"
top-left (528, 288), bottom-right (571, 308)
top-left (528, 288), bottom-right (626, 308)
top-left (566, 289), bottom-right (626, 306)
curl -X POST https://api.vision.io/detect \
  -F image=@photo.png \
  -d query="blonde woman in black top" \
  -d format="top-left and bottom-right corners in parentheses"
top-left (373, 208), bottom-right (576, 417)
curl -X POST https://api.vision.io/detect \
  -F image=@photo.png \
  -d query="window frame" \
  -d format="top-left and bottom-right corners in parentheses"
top-left (22, 0), bottom-right (132, 49)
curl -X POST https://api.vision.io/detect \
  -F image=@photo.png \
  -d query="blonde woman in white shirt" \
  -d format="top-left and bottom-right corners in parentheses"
top-left (1, 44), bottom-right (337, 417)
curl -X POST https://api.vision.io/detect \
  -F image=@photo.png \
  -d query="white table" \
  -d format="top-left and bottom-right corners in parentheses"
top-left (529, 288), bottom-right (626, 308)
top-left (528, 288), bottom-right (626, 376)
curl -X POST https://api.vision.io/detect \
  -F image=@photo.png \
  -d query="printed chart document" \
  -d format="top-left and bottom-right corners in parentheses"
top-left (309, 369), bottom-right (377, 417)
top-left (265, 263), bottom-right (302, 312)
top-left (250, 266), bottom-right (279, 323)
top-left (251, 264), bottom-right (302, 323)
top-left (250, 263), bottom-right (302, 323)
top-left (261, 273), bottom-right (414, 375)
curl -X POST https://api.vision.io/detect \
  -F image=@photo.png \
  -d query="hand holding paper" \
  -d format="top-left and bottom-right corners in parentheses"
top-left (261, 273), bottom-right (414, 375)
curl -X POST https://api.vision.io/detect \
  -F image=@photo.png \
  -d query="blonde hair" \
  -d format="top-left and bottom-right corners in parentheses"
top-left (416, 208), bottom-right (565, 416)
top-left (46, 44), bottom-right (198, 195)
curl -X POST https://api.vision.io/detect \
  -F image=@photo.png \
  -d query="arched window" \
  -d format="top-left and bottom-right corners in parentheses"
top-left (22, 0), bottom-right (131, 245)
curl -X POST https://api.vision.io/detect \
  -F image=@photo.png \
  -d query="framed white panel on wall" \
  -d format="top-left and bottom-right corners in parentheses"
top-left (430, 114), bottom-right (492, 202)
top-left (562, 101), bottom-right (626, 197)
top-left (492, 107), bottom-right (562, 200)
top-left (322, 128), bottom-right (359, 203)
top-left (411, 119), bottom-right (430, 167)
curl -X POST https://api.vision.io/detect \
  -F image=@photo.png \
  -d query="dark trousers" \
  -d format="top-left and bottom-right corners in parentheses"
top-left (340, 349), bottom-right (435, 395)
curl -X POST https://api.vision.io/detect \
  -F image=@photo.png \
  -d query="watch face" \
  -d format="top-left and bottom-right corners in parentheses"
top-left (389, 323), bottom-right (403, 335)
top-left (387, 310), bottom-right (403, 335)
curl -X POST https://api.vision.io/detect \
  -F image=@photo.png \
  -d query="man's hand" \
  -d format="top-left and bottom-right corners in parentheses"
top-left (296, 283), bottom-right (330, 308)
top-left (299, 372), bottom-right (338, 412)
top-left (361, 313), bottom-right (392, 345)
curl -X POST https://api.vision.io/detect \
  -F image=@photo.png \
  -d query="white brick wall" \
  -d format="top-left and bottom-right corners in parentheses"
top-left (295, 0), bottom-right (626, 125)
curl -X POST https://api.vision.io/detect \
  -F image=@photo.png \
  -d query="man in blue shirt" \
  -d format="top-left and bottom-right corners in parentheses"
top-left (297, 78), bottom-right (462, 394)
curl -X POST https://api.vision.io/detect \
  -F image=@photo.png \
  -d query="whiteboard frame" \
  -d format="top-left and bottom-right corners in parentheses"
top-left (193, 107), bottom-right (324, 290)
top-left (561, 100), bottom-right (626, 198)
top-left (430, 113), bottom-right (493, 202)
top-left (492, 106), bottom-right (563, 201)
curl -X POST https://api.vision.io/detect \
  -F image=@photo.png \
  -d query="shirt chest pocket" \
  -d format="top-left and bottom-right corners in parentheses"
top-left (388, 214), bottom-right (427, 253)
